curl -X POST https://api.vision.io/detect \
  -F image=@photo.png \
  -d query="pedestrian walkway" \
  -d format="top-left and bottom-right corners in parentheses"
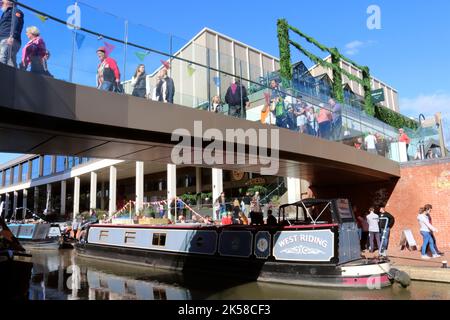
top-left (364, 248), bottom-right (450, 283)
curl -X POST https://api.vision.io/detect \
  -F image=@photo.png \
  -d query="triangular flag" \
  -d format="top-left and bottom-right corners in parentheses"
top-left (135, 51), bottom-right (150, 61)
top-left (36, 14), bottom-right (48, 23)
top-left (213, 77), bottom-right (221, 87)
top-left (75, 33), bottom-right (86, 50)
top-left (161, 60), bottom-right (170, 70)
top-left (231, 83), bottom-right (237, 95)
top-left (187, 64), bottom-right (196, 77)
top-left (264, 92), bottom-right (270, 105)
top-left (103, 41), bottom-right (115, 56)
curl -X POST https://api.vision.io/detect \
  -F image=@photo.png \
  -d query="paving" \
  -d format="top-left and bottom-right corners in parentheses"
top-left (364, 248), bottom-right (450, 283)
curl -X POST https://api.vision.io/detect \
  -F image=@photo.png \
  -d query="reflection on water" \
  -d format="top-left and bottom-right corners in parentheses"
top-left (28, 250), bottom-right (450, 300)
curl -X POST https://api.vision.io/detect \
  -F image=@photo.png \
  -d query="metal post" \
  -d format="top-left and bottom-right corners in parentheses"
top-left (69, 1), bottom-right (79, 83)
top-left (169, 35), bottom-right (173, 79)
top-left (206, 48), bottom-right (211, 111)
top-left (239, 61), bottom-right (244, 119)
top-left (123, 19), bottom-right (129, 83)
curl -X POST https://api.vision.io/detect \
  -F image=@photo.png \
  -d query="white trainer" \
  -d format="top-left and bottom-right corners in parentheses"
top-left (421, 255), bottom-right (431, 260)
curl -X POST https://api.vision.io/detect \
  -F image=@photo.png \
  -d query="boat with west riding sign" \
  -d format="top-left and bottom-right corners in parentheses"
top-left (75, 198), bottom-right (410, 289)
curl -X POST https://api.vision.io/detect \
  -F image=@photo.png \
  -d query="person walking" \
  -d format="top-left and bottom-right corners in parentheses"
top-left (417, 207), bottom-right (440, 259)
top-left (0, 0), bottom-right (24, 68)
top-left (379, 207), bottom-right (395, 256)
top-left (357, 212), bottom-right (369, 251)
top-left (316, 103), bottom-right (332, 140)
top-left (398, 128), bottom-right (411, 159)
top-left (131, 64), bottom-right (148, 98)
top-left (155, 68), bottom-right (175, 104)
top-left (96, 46), bottom-right (120, 92)
top-left (268, 79), bottom-right (287, 128)
top-left (366, 207), bottom-right (381, 254)
top-left (225, 79), bottom-right (250, 119)
top-left (20, 26), bottom-right (47, 74)
top-left (423, 204), bottom-right (444, 255)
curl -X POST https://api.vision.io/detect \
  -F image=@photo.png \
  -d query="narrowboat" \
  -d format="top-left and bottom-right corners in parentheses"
top-left (0, 217), bottom-right (33, 300)
top-left (8, 222), bottom-right (63, 250)
top-left (76, 199), bottom-right (402, 289)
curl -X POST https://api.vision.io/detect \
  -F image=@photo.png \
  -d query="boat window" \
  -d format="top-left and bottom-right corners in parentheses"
top-left (99, 230), bottom-right (109, 241)
top-left (125, 232), bottom-right (136, 244)
top-left (153, 288), bottom-right (167, 300)
top-left (336, 199), bottom-right (354, 221)
top-left (152, 233), bottom-right (167, 247)
top-left (280, 201), bottom-right (334, 225)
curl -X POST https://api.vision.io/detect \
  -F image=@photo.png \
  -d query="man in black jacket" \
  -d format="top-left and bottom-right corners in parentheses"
top-left (0, 0), bottom-right (24, 68)
top-left (155, 68), bottom-right (175, 104)
top-left (225, 80), bottom-right (250, 119)
top-left (379, 207), bottom-right (395, 256)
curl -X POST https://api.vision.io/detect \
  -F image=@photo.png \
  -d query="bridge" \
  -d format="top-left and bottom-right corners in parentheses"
top-left (0, 64), bottom-right (399, 187)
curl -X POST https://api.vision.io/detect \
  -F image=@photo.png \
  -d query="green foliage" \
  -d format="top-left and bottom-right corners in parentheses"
top-left (374, 105), bottom-right (419, 130)
top-left (330, 49), bottom-right (344, 103)
top-left (247, 185), bottom-right (268, 195)
top-left (277, 19), bottom-right (292, 81)
top-left (180, 193), bottom-right (198, 205)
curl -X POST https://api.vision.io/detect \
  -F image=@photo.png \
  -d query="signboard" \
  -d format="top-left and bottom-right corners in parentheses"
top-left (273, 230), bottom-right (335, 262)
top-left (399, 229), bottom-right (417, 251)
top-left (336, 199), bottom-right (353, 220)
top-left (371, 89), bottom-right (385, 103)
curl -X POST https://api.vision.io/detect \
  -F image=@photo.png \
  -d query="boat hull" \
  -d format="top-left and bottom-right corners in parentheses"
top-left (0, 256), bottom-right (33, 300)
top-left (76, 242), bottom-right (392, 289)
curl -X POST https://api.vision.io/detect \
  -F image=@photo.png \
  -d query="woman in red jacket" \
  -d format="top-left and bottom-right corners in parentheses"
top-left (96, 46), bottom-right (120, 92)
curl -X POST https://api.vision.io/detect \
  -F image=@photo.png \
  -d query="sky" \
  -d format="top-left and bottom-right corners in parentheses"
top-left (1, 0), bottom-right (450, 164)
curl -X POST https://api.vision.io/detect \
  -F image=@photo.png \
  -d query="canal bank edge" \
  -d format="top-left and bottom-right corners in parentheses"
top-left (395, 266), bottom-right (450, 283)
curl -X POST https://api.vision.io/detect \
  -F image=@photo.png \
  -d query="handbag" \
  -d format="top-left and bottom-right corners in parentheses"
top-left (113, 82), bottom-right (125, 94)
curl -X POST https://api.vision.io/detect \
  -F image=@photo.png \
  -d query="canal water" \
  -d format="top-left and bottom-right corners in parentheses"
top-left (28, 250), bottom-right (450, 300)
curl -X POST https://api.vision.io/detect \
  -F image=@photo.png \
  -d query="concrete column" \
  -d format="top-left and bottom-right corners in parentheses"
top-left (287, 177), bottom-right (301, 204)
top-left (27, 160), bottom-right (32, 180)
top-left (60, 181), bottom-right (66, 216)
top-left (100, 181), bottom-right (105, 210)
top-left (12, 191), bottom-right (18, 217)
top-left (46, 184), bottom-right (52, 213)
top-left (212, 168), bottom-right (223, 221)
top-left (22, 189), bottom-right (28, 217)
top-left (109, 166), bottom-right (117, 217)
top-left (4, 193), bottom-right (10, 218)
top-left (135, 161), bottom-right (144, 213)
top-left (73, 177), bottom-right (80, 220)
top-left (90, 172), bottom-right (97, 210)
top-left (167, 164), bottom-right (177, 220)
top-left (34, 186), bottom-right (39, 213)
top-left (38, 156), bottom-right (44, 177)
top-left (195, 167), bottom-right (202, 194)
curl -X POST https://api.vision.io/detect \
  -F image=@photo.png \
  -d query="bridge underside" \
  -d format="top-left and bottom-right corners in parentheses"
top-left (0, 64), bottom-right (400, 187)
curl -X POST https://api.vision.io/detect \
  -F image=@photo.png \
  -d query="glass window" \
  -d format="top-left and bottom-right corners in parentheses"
top-left (43, 156), bottom-right (52, 176)
top-left (4, 168), bottom-right (11, 187)
top-left (31, 158), bottom-right (40, 179)
top-left (0, 171), bottom-right (3, 187)
top-left (74, 157), bottom-right (80, 166)
top-left (12, 165), bottom-right (19, 184)
top-left (56, 156), bottom-right (66, 173)
top-left (21, 162), bottom-right (29, 182)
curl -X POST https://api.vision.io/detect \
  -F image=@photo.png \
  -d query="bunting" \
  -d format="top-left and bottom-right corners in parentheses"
top-left (75, 33), bottom-right (86, 50)
top-left (135, 51), bottom-right (150, 61)
top-left (36, 14), bottom-right (48, 23)
top-left (160, 60), bottom-right (171, 70)
top-left (213, 76), bottom-right (221, 87)
top-left (187, 64), bottom-right (196, 77)
top-left (103, 41), bottom-right (115, 56)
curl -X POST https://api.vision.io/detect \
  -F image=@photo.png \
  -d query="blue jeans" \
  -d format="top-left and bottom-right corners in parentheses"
top-left (380, 227), bottom-right (390, 253)
top-left (421, 231), bottom-right (437, 256)
top-left (99, 81), bottom-right (114, 91)
top-left (0, 38), bottom-right (20, 68)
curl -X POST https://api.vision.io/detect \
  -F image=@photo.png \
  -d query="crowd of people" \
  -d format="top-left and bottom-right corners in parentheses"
top-left (356, 203), bottom-right (444, 259)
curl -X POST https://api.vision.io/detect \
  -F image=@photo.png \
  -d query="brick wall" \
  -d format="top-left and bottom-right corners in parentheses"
top-left (311, 158), bottom-right (450, 250)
